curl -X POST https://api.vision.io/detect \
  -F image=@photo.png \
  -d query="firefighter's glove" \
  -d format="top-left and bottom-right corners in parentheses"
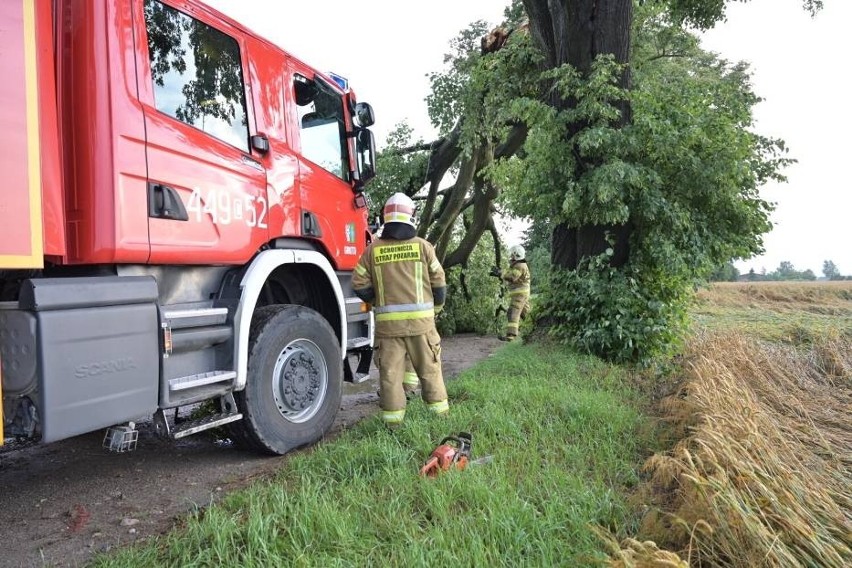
top-left (489, 266), bottom-right (502, 278)
top-left (434, 304), bottom-right (444, 315)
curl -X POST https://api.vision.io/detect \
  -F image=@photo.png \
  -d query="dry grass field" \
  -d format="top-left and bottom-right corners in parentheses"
top-left (692, 281), bottom-right (852, 343)
top-left (614, 282), bottom-right (851, 567)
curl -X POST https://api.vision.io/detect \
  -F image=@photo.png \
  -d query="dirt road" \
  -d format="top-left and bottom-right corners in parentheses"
top-left (0, 334), bottom-right (502, 568)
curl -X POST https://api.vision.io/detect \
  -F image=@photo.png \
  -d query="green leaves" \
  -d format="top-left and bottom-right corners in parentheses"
top-left (436, 234), bottom-right (504, 336)
top-left (426, 23), bottom-right (542, 149)
top-left (370, 122), bottom-right (431, 218)
top-left (624, 32), bottom-right (785, 276)
top-left (538, 252), bottom-right (690, 365)
top-left (664, 0), bottom-right (823, 31)
top-left (493, 56), bottom-right (635, 229)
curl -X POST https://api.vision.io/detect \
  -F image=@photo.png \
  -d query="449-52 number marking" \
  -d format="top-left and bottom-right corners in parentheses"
top-left (186, 188), bottom-right (268, 229)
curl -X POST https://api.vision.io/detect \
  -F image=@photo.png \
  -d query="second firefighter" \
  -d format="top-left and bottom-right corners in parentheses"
top-left (491, 245), bottom-right (531, 341)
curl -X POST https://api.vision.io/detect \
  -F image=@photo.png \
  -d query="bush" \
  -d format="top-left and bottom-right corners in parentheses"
top-left (524, 244), bottom-right (551, 295)
top-left (436, 234), bottom-right (503, 336)
top-left (539, 249), bottom-right (689, 364)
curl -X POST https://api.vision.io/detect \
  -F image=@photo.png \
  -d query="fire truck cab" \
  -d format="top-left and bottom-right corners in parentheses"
top-left (0, 0), bottom-right (378, 455)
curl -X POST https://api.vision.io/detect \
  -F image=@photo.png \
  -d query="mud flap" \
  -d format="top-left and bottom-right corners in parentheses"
top-left (344, 347), bottom-right (373, 383)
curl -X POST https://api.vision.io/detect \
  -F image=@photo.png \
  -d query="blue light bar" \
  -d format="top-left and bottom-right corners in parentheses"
top-left (327, 72), bottom-right (349, 91)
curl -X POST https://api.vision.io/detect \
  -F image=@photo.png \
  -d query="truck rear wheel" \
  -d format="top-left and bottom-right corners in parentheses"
top-left (229, 305), bottom-right (342, 455)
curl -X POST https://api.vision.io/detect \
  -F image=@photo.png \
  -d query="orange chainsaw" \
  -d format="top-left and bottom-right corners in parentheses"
top-left (419, 432), bottom-right (496, 477)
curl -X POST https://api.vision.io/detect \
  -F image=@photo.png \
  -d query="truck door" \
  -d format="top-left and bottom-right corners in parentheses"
top-left (287, 63), bottom-right (364, 270)
top-left (136, 0), bottom-right (268, 264)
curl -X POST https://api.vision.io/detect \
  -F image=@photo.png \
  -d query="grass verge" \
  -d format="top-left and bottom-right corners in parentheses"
top-left (92, 342), bottom-right (649, 567)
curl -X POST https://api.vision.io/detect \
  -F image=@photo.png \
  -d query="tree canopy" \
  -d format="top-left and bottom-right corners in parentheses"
top-left (370, 0), bottom-right (806, 362)
top-left (664, 0), bottom-right (823, 30)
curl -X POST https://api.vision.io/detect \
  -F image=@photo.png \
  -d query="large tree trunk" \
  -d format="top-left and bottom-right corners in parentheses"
top-left (551, 222), bottom-right (633, 268)
top-left (523, 0), bottom-right (633, 269)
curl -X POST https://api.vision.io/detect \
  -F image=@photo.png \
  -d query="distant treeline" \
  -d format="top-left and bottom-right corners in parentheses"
top-left (710, 260), bottom-right (851, 282)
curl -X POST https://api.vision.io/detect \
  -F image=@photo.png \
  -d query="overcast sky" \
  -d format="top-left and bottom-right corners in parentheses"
top-left (701, 0), bottom-right (851, 276)
top-left (205, 0), bottom-right (850, 276)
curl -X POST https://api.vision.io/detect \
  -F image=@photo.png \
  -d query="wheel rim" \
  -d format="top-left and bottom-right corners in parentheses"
top-left (271, 338), bottom-right (328, 423)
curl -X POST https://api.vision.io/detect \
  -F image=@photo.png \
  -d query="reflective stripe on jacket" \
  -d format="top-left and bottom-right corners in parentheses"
top-left (352, 236), bottom-right (446, 337)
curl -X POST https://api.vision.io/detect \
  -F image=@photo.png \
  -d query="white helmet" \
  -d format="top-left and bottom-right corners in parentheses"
top-left (383, 192), bottom-right (416, 227)
top-left (509, 245), bottom-right (525, 260)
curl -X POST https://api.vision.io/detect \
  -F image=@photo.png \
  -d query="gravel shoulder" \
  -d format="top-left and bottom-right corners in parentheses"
top-left (0, 334), bottom-right (502, 568)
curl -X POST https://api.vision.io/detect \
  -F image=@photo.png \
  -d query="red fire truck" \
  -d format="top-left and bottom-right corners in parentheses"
top-left (0, 0), bottom-right (377, 455)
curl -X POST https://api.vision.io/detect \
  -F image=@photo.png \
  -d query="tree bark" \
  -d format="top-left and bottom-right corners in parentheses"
top-left (424, 122), bottom-right (528, 269)
top-left (523, 0), bottom-right (634, 269)
top-left (429, 144), bottom-right (490, 261)
top-left (417, 125), bottom-right (462, 237)
top-left (405, 41), bottom-right (530, 270)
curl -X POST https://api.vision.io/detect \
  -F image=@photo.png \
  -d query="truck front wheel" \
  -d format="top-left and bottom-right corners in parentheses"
top-left (229, 305), bottom-right (342, 455)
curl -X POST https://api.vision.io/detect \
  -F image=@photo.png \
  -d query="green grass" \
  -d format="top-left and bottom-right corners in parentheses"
top-left (92, 343), bottom-right (648, 567)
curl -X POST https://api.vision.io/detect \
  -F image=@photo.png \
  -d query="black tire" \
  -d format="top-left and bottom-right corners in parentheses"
top-left (228, 304), bottom-right (342, 455)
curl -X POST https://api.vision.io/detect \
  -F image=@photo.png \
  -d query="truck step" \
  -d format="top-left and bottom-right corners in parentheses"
top-left (350, 371), bottom-right (371, 384)
top-left (163, 307), bottom-right (228, 329)
top-left (347, 337), bottom-right (371, 350)
top-left (172, 411), bottom-right (243, 439)
top-left (168, 370), bottom-right (236, 392)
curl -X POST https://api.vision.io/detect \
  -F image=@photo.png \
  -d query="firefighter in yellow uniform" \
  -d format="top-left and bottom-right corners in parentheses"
top-left (378, 355), bottom-right (419, 399)
top-left (492, 245), bottom-right (531, 341)
top-left (371, 224), bottom-right (421, 400)
top-left (353, 193), bottom-right (449, 427)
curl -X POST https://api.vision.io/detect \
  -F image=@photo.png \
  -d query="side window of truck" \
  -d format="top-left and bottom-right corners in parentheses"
top-left (143, 0), bottom-right (249, 152)
top-left (294, 76), bottom-right (350, 182)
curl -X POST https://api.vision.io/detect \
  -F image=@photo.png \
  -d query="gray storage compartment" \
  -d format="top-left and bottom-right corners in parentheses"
top-left (20, 277), bottom-right (160, 443)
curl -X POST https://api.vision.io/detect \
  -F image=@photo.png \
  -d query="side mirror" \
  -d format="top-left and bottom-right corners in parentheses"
top-left (355, 128), bottom-right (376, 186)
top-left (354, 102), bottom-right (375, 128)
top-left (294, 75), bottom-right (317, 106)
